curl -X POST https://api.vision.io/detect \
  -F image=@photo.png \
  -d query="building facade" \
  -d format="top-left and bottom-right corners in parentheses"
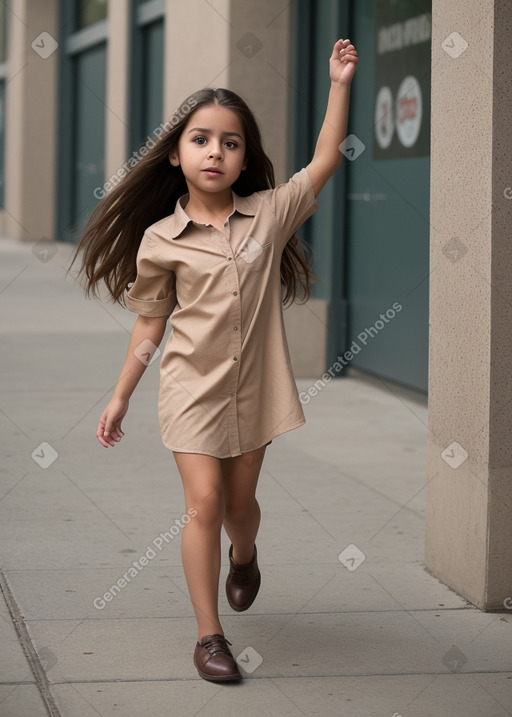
top-left (1, 0), bottom-right (511, 612)
top-left (0, 0), bottom-right (431, 391)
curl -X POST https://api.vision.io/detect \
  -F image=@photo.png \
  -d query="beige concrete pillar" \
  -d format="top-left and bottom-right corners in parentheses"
top-left (229, 0), bottom-right (291, 184)
top-left (104, 1), bottom-right (129, 180)
top-left (163, 0), bottom-right (231, 120)
top-left (426, 0), bottom-right (512, 610)
top-left (163, 0), bottom-right (289, 183)
top-left (2, 0), bottom-right (58, 241)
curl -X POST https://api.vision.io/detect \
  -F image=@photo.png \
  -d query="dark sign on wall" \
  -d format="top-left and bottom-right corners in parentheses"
top-left (374, 0), bottom-right (431, 160)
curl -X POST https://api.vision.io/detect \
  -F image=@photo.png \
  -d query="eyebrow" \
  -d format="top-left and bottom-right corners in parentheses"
top-left (187, 127), bottom-right (244, 141)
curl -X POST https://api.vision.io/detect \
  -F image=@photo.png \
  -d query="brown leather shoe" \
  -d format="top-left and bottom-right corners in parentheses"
top-left (193, 634), bottom-right (241, 682)
top-left (226, 544), bottom-right (261, 612)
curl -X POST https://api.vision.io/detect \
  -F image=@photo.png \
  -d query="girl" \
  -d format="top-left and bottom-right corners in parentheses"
top-left (69, 38), bottom-right (358, 682)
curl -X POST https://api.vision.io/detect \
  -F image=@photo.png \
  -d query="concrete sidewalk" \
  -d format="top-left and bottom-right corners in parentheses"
top-left (1, 238), bottom-right (511, 717)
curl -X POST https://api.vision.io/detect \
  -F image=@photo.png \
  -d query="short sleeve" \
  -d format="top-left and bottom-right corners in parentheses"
top-left (124, 233), bottom-right (177, 318)
top-left (263, 167), bottom-right (319, 247)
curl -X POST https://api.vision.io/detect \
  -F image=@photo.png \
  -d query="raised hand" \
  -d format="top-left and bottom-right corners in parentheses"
top-left (329, 38), bottom-right (358, 85)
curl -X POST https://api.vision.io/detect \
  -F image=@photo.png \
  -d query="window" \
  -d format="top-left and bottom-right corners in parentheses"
top-left (58, 1), bottom-right (108, 240)
top-left (77, 0), bottom-right (108, 30)
top-left (129, 0), bottom-right (165, 151)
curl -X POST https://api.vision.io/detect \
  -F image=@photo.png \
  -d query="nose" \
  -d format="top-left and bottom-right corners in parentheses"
top-left (207, 143), bottom-right (223, 160)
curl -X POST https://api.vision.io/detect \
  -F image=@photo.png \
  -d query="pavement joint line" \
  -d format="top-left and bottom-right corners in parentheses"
top-left (0, 565), bottom-right (447, 570)
top-left (0, 563), bottom-right (457, 570)
top-left (17, 606), bottom-right (480, 622)
top-left (0, 569), bottom-right (62, 717)
top-left (25, 668), bottom-right (512, 686)
top-left (470, 674), bottom-right (512, 717)
top-left (274, 458), bottom-right (428, 520)
top-left (268, 676), bottom-right (308, 717)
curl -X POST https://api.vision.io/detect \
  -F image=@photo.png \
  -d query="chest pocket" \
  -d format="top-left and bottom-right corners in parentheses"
top-left (235, 235), bottom-right (272, 267)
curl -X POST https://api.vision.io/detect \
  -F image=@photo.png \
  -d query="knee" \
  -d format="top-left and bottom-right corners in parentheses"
top-left (188, 488), bottom-right (224, 531)
top-left (224, 497), bottom-right (259, 527)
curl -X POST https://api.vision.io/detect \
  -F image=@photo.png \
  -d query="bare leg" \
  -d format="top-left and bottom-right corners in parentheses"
top-left (222, 445), bottom-right (267, 564)
top-left (173, 451), bottom-right (225, 641)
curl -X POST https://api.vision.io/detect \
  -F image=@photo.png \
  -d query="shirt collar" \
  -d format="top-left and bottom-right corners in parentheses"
top-left (169, 190), bottom-right (257, 240)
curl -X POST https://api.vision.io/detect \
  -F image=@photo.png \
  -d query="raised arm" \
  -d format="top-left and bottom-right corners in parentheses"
top-left (306, 38), bottom-right (358, 198)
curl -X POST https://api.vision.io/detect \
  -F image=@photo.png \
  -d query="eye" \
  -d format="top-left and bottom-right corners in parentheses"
top-left (225, 140), bottom-right (238, 149)
top-left (193, 136), bottom-right (207, 145)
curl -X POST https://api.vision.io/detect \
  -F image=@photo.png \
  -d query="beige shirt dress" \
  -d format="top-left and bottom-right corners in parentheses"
top-left (125, 167), bottom-right (319, 458)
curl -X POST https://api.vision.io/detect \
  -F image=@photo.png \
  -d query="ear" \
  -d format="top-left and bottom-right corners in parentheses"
top-left (169, 149), bottom-right (180, 167)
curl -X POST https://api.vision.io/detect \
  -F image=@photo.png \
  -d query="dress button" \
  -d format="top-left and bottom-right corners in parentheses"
top-left (233, 290), bottom-right (238, 296)
top-left (227, 256), bottom-right (232, 261)
top-left (233, 326), bottom-right (238, 331)
top-left (230, 392), bottom-right (235, 397)
top-left (233, 356), bottom-right (238, 361)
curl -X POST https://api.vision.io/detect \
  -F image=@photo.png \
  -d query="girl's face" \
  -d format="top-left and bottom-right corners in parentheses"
top-left (169, 104), bottom-right (247, 196)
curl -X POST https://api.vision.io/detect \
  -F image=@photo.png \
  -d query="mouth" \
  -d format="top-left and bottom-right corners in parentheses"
top-left (202, 167), bottom-right (223, 176)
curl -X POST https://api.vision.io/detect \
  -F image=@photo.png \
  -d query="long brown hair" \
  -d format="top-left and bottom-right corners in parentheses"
top-left (68, 88), bottom-right (318, 308)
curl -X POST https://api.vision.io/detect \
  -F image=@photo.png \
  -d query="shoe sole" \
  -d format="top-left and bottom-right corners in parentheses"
top-left (195, 667), bottom-right (242, 682)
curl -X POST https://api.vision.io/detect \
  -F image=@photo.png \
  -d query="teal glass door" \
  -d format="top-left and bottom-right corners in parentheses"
top-left (72, 44), bottom-right (106, 233)
top-left (129, 2), bottom-right (165, 152)
top-left (345, 0), bottom-right (431, 391)
top-left (139, 19), bottom-right (163, 140)
top-left (57, 5), bottom-right (108, 243)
